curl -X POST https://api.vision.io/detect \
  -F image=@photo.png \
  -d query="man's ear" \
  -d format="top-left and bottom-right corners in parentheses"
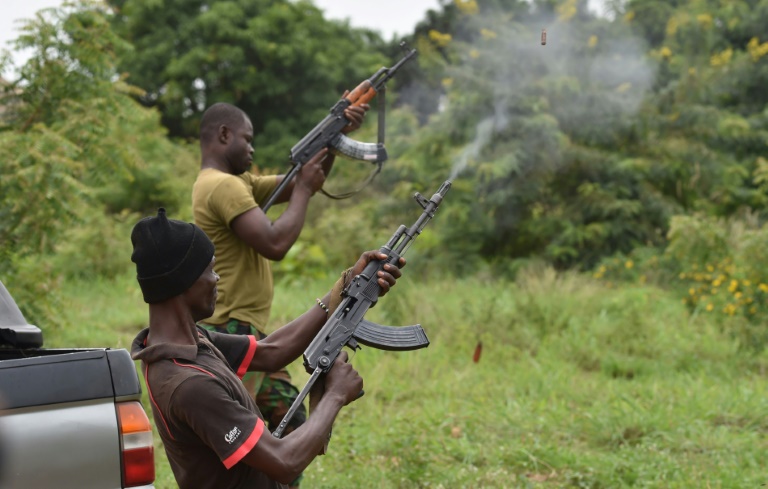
top-left (218, 125), bottom-right (230, 144)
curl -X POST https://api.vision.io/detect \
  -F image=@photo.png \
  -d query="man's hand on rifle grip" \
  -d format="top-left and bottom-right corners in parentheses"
top-left (323, 351), bottom-right (364, 406)
top-left (296, 147), bottom-right (329, 195)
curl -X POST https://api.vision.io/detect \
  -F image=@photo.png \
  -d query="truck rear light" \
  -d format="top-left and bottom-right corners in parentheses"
top-left (117, 401), bottom-right (155, 487)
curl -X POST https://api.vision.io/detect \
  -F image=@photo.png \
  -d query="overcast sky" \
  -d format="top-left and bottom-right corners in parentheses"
top-left (1, 0), bottom-right (608, 76)
top-left (0, 0), bottom-right (442, 61)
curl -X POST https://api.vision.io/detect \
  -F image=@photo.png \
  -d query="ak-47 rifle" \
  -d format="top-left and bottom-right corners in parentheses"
top-left (272, 180), bottom-right (452, 438)
top-left (261, 42), bottom-right (418, 212)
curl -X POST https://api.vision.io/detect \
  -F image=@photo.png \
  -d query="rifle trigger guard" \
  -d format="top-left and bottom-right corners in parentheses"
top-left (346, 338), bottom-right (360, 351)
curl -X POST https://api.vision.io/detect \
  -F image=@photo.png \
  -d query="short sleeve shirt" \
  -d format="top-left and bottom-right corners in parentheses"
top-left (192, 169), bottom-right (278, 329)
top-left (130, 327), bottom-right (286, 489)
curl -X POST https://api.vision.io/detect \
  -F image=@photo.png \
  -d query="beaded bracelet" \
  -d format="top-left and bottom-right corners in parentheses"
top-left (316, 298), bottom-right (330, 314)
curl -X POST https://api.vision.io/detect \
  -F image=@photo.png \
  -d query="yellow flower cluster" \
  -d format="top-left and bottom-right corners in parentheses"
top-left (594, 253), bottom-right (768, 325)
top-left (592, 258), bottom-right (638, 280)
top-left (454, 0), bottom-right (478, 15)
top-left (747, 37), bottom-right (768, 62)
top-left (429, 30), bottom-right (452, 48)
top-left (557, 0), bottom-right (578, 22)
top-left (679, 260), bottom-right (768, 318)
top-left (710, 48), bottom-right (733, 67)
top-left (666, 16), bottom-right (679, 37)
top-left (593, 265), bottom-right (607, 279)
top-left (696, 13), bottom-right (713, 29)
top-left (480, 28), bottom-right (497, 40)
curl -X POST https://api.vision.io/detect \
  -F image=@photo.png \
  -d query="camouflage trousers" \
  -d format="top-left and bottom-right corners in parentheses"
top-left (198, 319), bottom-right (307, 486)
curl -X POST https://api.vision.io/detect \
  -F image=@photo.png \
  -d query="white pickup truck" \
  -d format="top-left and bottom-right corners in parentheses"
top-left (0, 280), bottom-right (156, 489)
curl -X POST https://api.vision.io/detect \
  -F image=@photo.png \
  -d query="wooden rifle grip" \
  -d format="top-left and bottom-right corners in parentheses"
top-left (346, 80), bottom-right (372, 104)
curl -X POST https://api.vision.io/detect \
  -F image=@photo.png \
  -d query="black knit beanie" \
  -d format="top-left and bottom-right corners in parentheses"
top-left (130, 208), bottom-right (215, 304)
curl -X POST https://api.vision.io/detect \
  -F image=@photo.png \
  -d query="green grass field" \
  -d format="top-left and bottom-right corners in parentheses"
top-left (44, 267), bottom-right (768, 488)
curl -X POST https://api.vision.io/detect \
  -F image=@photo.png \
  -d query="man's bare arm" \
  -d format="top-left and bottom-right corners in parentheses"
top-left (230, 186), bottom-right (312, 261)
top-left (240, 352), bottom-right (360, 484)
top-left (230, 149), bottom-right (328, 260)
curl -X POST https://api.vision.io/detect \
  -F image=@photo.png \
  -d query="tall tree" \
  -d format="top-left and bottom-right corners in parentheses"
top-left (0, 0), bottom-right (195, 317)
top-left (108, 0), bottom-right (389, 166)
top-left (625, 0), bottom-right (768, 216)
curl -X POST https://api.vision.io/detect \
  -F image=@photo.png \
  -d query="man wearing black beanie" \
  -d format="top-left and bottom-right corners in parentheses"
top-left (129, 208), bottom-right (403, 489)
top-left (131, 208), bottom-right (216, 304)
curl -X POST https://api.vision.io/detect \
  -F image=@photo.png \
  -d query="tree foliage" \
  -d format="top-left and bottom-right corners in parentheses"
top-left (353, 0), bottom-right (768, 273)
top-left (0, 0), bottom-right (195, 319)
top-left (4, 0), bottom-right (768, 316)
top-left (108, 0), bottom-right (390, 166)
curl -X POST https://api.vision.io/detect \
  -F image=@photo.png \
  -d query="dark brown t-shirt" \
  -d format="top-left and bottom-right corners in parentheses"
top-left (131, 327), bottom-right (286, 489)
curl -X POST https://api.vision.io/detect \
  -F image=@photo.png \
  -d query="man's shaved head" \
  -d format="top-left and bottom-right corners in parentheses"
top-left (199, 103), bottom-right (248, 145)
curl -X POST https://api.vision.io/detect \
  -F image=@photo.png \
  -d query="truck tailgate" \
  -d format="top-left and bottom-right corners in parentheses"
top-left (0, 349), bottom-right (152, 488)
top-left (1, 399), bottom-right (125, 488)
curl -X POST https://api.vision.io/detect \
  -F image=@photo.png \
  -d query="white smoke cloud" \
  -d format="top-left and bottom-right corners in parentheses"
top-left (441, 6), bottom-right (656, 180)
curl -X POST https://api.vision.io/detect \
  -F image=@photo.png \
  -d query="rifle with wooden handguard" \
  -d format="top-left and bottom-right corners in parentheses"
top-left (261, 42), bottom-right (418, 212)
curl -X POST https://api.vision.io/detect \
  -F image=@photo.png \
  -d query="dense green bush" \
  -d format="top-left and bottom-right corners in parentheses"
top-left (595, 213), bottom-right (768, 351)
top-left (0, 1), bottom-right (196, 323)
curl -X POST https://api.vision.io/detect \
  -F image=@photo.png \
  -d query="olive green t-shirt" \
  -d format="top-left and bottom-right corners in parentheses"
top-left (192, 168), bottom-right (278, 329)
